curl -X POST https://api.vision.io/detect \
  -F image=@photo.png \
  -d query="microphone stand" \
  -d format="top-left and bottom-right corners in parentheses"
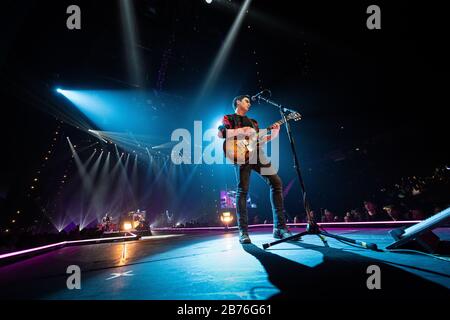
top-left (256, 94), bottom-right (378, 251)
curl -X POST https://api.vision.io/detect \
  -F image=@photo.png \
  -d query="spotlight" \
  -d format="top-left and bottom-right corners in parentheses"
top-left (205, 0), bottom-right (213, 4)
top-left (220, 211), bottom-right (233, 229)
top-left (56, 88), bottom-right (63, 94)
top-left (123, 222), bottom-right (132, 231)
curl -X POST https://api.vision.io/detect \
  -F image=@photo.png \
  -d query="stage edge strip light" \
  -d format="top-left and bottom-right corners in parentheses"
top-left (0, 233), bottom-right (138, 260)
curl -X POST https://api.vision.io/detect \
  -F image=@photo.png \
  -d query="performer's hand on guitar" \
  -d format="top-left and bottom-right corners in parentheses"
top-left (270, 123), bottom-right (281, 130)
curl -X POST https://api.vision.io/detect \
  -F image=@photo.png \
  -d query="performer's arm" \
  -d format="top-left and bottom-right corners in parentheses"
top-left (261, 123), bottom-right (280, 143)
top-left (217, 115), bottom-right (231, 138)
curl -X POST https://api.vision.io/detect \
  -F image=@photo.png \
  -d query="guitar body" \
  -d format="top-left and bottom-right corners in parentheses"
top-left (223, 136), bottom-right (258, 164)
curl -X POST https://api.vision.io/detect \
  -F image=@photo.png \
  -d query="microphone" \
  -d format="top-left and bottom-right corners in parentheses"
top-left (251, 89), bottom-right (271, 101)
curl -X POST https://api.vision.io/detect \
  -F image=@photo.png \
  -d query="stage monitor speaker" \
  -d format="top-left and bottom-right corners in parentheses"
top-left (386, 207), bottom-right (450, 253)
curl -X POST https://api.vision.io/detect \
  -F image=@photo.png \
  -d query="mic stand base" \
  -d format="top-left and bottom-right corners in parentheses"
top-left (263, 222), bottom-right (378, 251)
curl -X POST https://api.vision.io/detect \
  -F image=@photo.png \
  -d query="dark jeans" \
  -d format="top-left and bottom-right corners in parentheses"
top-left (234, 163), bottom-right (286, 231)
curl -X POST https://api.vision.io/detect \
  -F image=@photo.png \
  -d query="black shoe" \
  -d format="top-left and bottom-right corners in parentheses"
top-left (273, 228), bottom-right (294, 240)
top-left (239, 231), bottom-right (251, 244)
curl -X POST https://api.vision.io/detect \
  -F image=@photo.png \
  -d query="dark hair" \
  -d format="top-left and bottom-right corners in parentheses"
top-left (232, 94), bottom-right (250, 109)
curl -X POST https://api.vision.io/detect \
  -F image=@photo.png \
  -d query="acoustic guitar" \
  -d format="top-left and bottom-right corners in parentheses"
top-left (223, 112), bottom-right (301, 164)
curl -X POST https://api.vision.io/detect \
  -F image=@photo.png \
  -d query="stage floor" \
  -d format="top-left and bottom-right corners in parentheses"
top-left (0, 227), bottom-right (449, 300)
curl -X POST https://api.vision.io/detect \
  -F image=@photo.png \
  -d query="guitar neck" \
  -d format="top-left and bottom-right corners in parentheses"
top-left (265, 118), bottom-right (286, 130)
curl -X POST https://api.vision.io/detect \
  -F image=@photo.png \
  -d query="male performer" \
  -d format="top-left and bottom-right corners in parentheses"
top-left (218, 94), bottom-right (292, 244)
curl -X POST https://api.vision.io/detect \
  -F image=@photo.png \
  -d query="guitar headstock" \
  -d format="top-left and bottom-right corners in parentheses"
top-left (286, 112), bottom-right (302, 122)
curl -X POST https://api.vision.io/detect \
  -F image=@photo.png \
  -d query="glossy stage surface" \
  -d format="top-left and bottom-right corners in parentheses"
top-left (1, 227), bottom-right (449, 300)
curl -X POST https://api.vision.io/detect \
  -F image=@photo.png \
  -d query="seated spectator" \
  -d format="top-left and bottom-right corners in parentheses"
top-left (363, 200), bottom-right (388, 221)
top-left (344, 212), bottom-right (353, 223)
top-left (382, 205), bottom-right (404, 221)
top-left (350, 209), bottom-right (363, 221)
top-left (321, 209), bottom-right (335, 223)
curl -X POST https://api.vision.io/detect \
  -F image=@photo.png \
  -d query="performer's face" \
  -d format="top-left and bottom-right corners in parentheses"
top-left (237, 97), bottom-right (251, 113)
